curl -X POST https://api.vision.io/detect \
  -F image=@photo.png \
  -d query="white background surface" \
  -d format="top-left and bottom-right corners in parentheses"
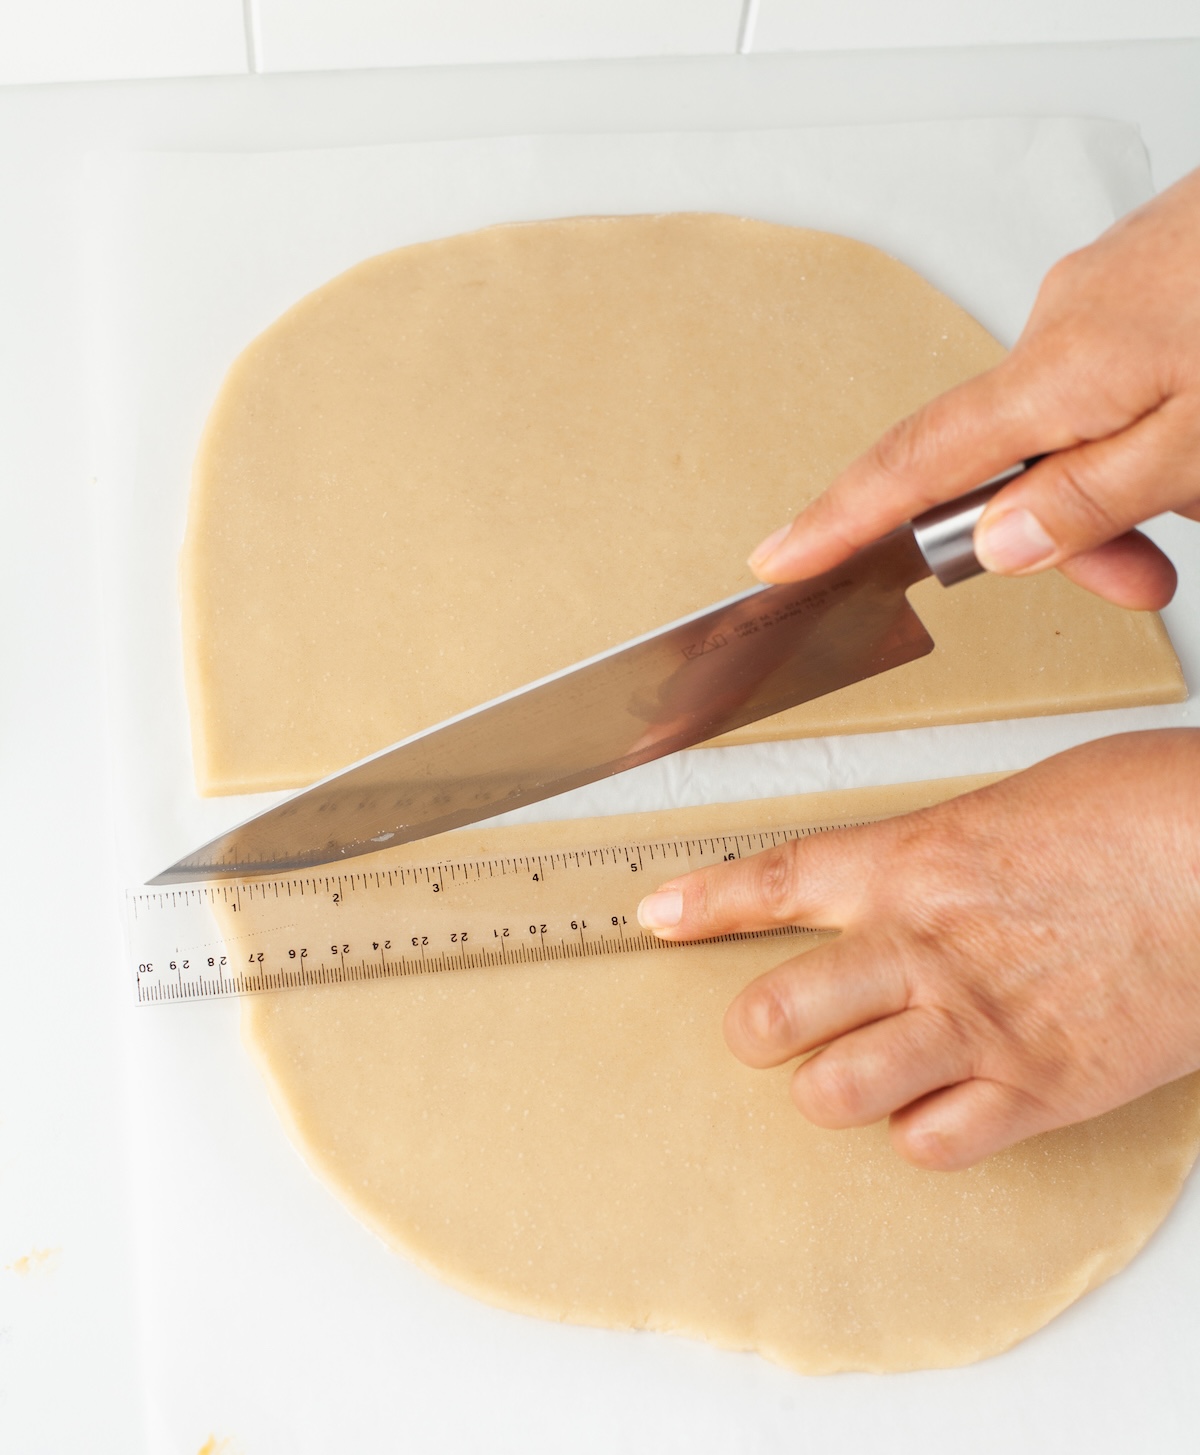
top-left (86, 118), bottom-right (1200, 1455)
top-left (2, 38), bottom-right (1200, 1455)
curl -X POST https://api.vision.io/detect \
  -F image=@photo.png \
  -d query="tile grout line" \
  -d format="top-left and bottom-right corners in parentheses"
top-left (736, 0), bottom-right (760, 54)
top-left (243, 0), bottom-right (262, 73)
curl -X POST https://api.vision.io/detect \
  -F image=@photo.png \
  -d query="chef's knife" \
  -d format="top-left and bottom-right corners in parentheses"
top-left (150, 468), bottom-right (1022, 884)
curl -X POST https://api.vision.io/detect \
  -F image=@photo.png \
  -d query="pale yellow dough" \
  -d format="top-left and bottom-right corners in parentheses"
top-left (192, 215), bottom-right (1198, 1373)
top-left (182, 214), bottom-right (1184, 795)
top-left (235, 780), bottom-right (1200, 1375)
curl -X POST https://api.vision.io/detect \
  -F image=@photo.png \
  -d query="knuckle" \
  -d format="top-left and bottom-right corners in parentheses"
top-left (891, 1120), bottom-right (966, 1172)
top-left (806, 488), bottom-right (869, 560)
top-left (873, 810), bottom-right (969, 935)
top-left (752, 840), bottom-right (807, 924)
top-left (922, 1002), bottom-right (975, 1068)
top-left (965, 986), bottom-right (1074, 1093)
top-left (1037, 248), bottom-right (1086, 303)
top-left (727, 977), bottom-right (798, 1063)
top-left (1047, 454), bottom-right (1124, 540)
top-left (868, 413), bottom-right (926, 485)
top-left (797, 1054), bottom-right (865, 1124)
top-left (743, 978), bottom-right (796, 1049)
top-left (682, 870), bottom-right (713, 926)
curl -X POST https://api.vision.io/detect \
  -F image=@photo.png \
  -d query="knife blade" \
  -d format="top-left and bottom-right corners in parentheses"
top-left (149, 471), bottom-right (1019, 884)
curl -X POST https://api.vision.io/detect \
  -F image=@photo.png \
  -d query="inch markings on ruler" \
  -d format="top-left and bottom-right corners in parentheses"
top-left (125, 823), bottom-right (857, 1006)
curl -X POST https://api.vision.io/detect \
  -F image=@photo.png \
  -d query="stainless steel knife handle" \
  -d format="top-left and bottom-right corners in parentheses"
top-left (911, 462), bottom-right (1032, 587)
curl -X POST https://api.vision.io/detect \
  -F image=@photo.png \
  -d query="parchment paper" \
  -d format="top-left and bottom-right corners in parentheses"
top-left (87, 118), bottom-right (1198, 1455)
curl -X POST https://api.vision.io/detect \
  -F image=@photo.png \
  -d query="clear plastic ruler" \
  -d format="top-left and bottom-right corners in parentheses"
top-left (124, 823), bottom-right (852, 1005)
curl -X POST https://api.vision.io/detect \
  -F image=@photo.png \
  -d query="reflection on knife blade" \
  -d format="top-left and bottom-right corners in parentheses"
top-left (150, 521), bottom-right (947, 884)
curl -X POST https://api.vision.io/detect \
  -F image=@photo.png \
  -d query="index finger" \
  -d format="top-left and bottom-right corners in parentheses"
top-left (750, 357), bottom-right (1049, 584)
top-left (635, 820), bottom-right (888, 940)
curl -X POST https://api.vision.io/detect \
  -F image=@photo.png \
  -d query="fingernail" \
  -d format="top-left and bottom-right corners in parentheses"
top-left (975, 508), bottom-right (1056, 574)
top-left (748, 524), bottom-right (791, 574)
top-left (637, 890), bottom-right (683, 930)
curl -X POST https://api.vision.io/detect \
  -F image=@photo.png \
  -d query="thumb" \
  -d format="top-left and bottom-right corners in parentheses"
top-left (973, 399), bottom-right (1198, 607)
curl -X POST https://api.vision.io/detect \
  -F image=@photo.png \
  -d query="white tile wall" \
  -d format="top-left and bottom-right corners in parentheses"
top-left (749, 0), bottom-right (1200, 53)
top-left (251, 0), bottom-right (743, 73)
top-left (4, 0), bottom-right (1200, 87)
top-left (0, 0), bottom-right (247, 86)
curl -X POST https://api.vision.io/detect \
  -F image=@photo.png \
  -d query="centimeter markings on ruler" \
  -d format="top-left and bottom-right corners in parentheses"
top-left (126, 821), bottom-right (860, 1005)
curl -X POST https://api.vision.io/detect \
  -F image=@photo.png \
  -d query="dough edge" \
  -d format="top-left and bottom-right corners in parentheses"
top-left (242, 1014), bottom-right (1200, 1374)
top-left (181, 213), bottom-right (1186, 796)
top-left (237, 775), bottom-right (1200, 1375)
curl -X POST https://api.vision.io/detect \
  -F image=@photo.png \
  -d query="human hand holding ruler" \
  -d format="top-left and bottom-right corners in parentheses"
top-left (127, 824), bottom-right (842, 1005)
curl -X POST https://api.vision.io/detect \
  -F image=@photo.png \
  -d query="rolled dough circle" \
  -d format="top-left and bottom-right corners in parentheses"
top-left (234, 787), bottom-right (1200, 1374)
top-left (186, 216), bottom-right (1197, 1372)
top-left (181, 214), bottom-right (1182, 796)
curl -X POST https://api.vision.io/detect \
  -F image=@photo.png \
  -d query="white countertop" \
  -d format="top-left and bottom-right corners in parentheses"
top-left (1, 42), bottom-right (1198, 1455)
